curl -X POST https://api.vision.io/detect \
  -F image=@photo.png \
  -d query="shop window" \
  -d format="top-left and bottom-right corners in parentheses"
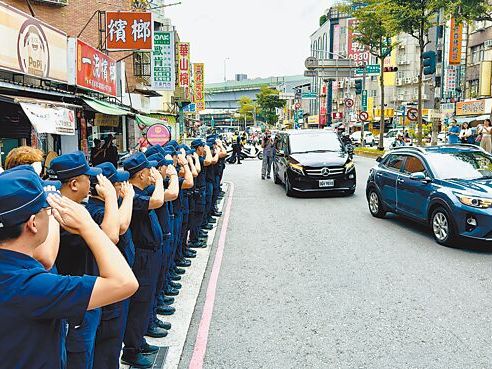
top-left (133, 52), bottom-right (152, 77)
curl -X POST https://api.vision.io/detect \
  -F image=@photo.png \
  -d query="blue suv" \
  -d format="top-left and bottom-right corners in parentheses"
top-left (366, 145), bottom-right (492, 246)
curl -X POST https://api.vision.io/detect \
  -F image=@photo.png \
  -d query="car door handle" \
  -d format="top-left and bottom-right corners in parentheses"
top-left (397, 178), bottom-right (404, 183)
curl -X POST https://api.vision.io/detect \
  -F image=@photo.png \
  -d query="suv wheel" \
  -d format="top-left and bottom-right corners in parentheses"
top-left (368, 189), bottom-right (386, 218)
top-left (431, 207), bottom-right (457, 246)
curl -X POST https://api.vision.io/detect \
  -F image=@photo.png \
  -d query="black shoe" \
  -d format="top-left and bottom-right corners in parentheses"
top-left (174, 267), bottom-right (186, 275)
top-left (156, 319), bottom-right (172, 330)
top-left (219, 191), bottom-right (226, 196)
top-left (165, 287), bottom-right (179, 296)
top-left (186, 248), bottom-right (197, 255)
top-left (266, 175), bottom-right (271, 179)
top-left (170, 272), bottom-right (181, 281)
top-left (211, 211), bottom-right (222, 217)
top-left (184, 250), bottom-right (196, 258)
top-left (208, 218), bottom-right (217, 224)
top-left (198, 232), bottom-right (208, 238)
top-left (162, 295), bottom-right (175, 305)
top-left (170, 281), bottom-right (182, 289)
top-left (261, 176), bottom-right (265, 180)
top-left (146, 326), bottom-right (168, 338)
top-left (176, 259), bottom-right (191, 268)
top-left (198, 236), bottom-right (208, 241)
top-left (189, 241), bottom-right (207, 249)
top-left (121, 353), bottom-right (153, 368)
top-left (202, 224), bottom-right (214, 230)
top-left (157, 304), bottom-right (176, 316)
top-left (141, 342), bottom-right (160, 355)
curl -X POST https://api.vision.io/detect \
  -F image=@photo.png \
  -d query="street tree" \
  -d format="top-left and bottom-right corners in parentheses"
top-left (238, 96), bottom-right (255, 123)
top-left (387, 0), bottom-right (442, 146)
top-left (256, 86), bottom-right (285, 126)
top-left (339, 0), bottom-right (397, 150)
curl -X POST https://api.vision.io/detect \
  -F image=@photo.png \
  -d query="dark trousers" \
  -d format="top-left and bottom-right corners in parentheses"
top-left (201, 181), bottom-right (214, 226)
top-left (172, 211), bottom-right (183, 263)
top-left (66, 308), bottom-right (102, 369)
top-left (156, 237), bottom-right (172, 308)
top-left (93, 299), bottom-right (130, 369)
top-left (190, 188), bottom-right (206, 243)
top-left (212, 175), bottom-right (220, 210)
top-left (123, 248), bottom-right (161, 358)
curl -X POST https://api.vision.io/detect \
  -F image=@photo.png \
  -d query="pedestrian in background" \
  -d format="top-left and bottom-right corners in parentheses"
top-left (91, 139), bottom-right (104, 166)
top-left (448, 119), bottom-right (461, 144)
top-left (479, 119), bottom-right (492, 153)
top-left (459, 122), bottom-right (473, 144)
top-left (261, 130), bottom-right (274, 180)
top-left (230, 131), bottom-right (242, 164)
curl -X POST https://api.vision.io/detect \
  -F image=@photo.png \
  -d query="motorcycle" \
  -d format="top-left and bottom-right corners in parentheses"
top-left (225, 143), bottom-right (263, 163)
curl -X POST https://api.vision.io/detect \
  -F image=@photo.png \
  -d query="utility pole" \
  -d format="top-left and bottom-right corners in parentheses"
top-left (361, 66), bottom-right (367, 148)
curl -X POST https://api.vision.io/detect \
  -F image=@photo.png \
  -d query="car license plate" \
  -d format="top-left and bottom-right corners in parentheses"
top-left (319, 179), bottom-right (334, 188)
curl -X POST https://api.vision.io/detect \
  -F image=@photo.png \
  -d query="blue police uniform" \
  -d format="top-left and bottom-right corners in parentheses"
top-left (50, 152), bottom-right (103, 369)
top-left (0, 169), bottom-right (97, 369)
top-left (121, 153), bottom-right (163, 363)
top-left (189, 142), bottom-right (207, 245)
top-left (85, 163), bottom-right (136, 369)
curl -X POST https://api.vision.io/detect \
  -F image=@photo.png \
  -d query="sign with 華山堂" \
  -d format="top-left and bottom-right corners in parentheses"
top-left (151, 31), bottom-right (175, 91)
top-left (106, 11), bottom-right (153, 50)
top-left (177, 42), bottom-right (191, 99)
top-left (0, 2), bottom-right (68, 82)
top-left (193, 63), bottom-right (205, 111)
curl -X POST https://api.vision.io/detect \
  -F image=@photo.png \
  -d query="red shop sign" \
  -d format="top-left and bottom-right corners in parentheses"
top-left (75, 39), bottom-right (117, 97)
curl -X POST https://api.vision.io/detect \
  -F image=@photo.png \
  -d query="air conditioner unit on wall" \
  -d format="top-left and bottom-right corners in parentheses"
top-left (404, 77), bottom-right (412, 84)
top-left (396, 78), bottom-right (403, 86)
top-left (33, 0), bottom-right (68, 5)
top-left (413, 76), bottom-right (419, 83)
top-left (485, 39), bottom-right (492, 49)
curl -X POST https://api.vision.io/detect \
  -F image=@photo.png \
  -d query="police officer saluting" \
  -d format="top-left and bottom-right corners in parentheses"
top-left (0, 168), bottom-right (138, 369)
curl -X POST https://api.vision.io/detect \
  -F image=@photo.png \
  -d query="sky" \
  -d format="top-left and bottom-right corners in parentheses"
top-left (165, 0), bottom-right (332, 84)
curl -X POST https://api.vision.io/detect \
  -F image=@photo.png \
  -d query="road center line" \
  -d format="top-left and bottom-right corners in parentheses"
top-left (188, 182), bottom-right (235, 369)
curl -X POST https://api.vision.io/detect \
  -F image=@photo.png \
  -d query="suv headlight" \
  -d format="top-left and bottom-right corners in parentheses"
top-left (455, 193), bottom-right (492, 208)
top-left (345, 161), bottom-right (355, 173)
top-left (289, 162), bottom-right (304, 175)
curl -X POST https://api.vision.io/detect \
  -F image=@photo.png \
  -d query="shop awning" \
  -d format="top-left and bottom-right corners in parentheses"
top-left (455, 114), bottom-right (490, 123)
top-left (136, 114), bottom-right (171, 127)
top-left (82, 97), bottom-right (131, 116)
top-left (19, 100), bottom-right (77, 136)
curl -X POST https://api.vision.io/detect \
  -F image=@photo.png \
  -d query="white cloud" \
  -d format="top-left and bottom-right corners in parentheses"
top-left (165, 0), bottom-right (330, 83)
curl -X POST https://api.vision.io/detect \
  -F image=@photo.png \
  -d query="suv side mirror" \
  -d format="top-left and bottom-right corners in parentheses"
top-left (376, 156), bottom-right (383, 163)
top-left (277, 149), bottom-right (285, 157)
top-left (410, 172), bottom-right (431, 183)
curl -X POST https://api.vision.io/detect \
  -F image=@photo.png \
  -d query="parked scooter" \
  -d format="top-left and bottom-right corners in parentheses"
top-left (225, 143), bottom-right (263, 163)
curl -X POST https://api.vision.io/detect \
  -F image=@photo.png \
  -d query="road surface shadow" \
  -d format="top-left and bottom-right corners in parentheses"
top-left (384, 213), bottom-right (492, 254)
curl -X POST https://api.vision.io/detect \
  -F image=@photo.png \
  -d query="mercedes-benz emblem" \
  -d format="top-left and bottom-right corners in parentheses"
top-left (321, 168), bottom-right (330, 177)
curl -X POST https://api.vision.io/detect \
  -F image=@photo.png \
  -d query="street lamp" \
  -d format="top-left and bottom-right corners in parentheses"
top-left (224, 57), bottom-right (230, 82)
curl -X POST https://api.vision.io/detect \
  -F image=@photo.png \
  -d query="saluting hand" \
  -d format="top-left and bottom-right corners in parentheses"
top-left (120, 181), bottom-right (135, 199)
top-left (166, 165), bottom-right (178, 177)
top-left (48, 195), bottom-right (96, 236)
top-left (95, 174), bottom-right (117, 201)
top-left (193, 152), bottom-right (199, 160)
top-left (149, 167), bottom-right (162, 184)
top-left (177, 154), bottom-right (187, 166)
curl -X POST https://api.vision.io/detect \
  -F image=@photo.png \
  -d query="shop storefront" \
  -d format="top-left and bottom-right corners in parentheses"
top-left (455, 99), bottom-right (492, 126)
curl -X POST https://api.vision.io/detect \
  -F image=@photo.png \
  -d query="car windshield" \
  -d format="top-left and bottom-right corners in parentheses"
top-left (427, 152), bottom-right (492, 180)
top-left (289, 133), bottom-right (343, 154)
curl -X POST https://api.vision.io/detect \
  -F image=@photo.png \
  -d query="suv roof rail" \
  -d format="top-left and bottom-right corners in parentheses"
top-left (440, 143), bottom-right (480, 150)
top-left (391, 146), bottom-right (427, 154)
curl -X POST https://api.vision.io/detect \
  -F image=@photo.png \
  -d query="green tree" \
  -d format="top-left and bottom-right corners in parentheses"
top-left (238, 96), bottom-right (255, 122)
top-left (387, 0), bottom-right (442, 146)
top-left (256, 86), bottom-right (285, 125)
top-left (340, 0), bottom-right (397, 150)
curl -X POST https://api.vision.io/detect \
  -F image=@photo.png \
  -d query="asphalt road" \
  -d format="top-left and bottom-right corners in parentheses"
top-left (179, 156), bottom-right (492, 369)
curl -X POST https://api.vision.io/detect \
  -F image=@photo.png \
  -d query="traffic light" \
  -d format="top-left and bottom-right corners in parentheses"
top-left (383, 67), bottom-right (398, 73)
top-left (355, 79), bottom-right (363, 95)
top-left (422, 51), bottom-right (436, 75)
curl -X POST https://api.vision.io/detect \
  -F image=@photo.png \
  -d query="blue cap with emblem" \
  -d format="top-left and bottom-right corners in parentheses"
top-left (3, 165), bottom-right (61, 190)
top-left (123, 152), bottom-right (158, 177)
top-left (144, 145), bottom-right (166, 158)
top-left (48, 151), bottom-right (102, 181)
top-left (162, 146), bottom-right (177, 156)
top-left (147, 154), bottom-right (174, 168)
top-left (0, 169), bottom-right (53, 227)
top-left (167, 140), bottom-right (179, 149)
top-left (191, 139), bottom-right (205, 148)
top-left (94, 163), bottom-right (130, 183)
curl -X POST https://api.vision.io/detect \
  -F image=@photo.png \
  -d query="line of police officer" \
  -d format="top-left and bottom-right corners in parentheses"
top-left (0, 135), bottom-right (227, 369)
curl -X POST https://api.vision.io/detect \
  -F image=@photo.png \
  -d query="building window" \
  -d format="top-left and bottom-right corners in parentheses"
top-left (133, 52), bottom-right (151, 77)
top-left (471, 44), bottom-right (484, 65)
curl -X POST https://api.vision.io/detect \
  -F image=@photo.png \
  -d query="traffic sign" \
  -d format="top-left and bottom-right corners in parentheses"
top-left (294, 102), bottom-right (301, 109)
top-left (332, 112), bottom-right (344, 119)
top-left (355, 64), bottom-right (381, 75)
top-left (407, 108), bottom-right (419, 121)
top-left (359, 111), bottom-right (369, 121)
top-left (301, 92), bottom-right (317, 99)
top-left (345, 98), bottom-right (354, 108)
top-left (361, 90), bottom-right (368, 111)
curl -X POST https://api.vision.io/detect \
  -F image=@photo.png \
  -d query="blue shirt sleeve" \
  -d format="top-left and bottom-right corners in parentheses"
top-left (133, 193), bottom-right (151, 212)
top-left (16, 270), bottom-right (96, 322)
top-left (86, 203), bottom-right (105, 226)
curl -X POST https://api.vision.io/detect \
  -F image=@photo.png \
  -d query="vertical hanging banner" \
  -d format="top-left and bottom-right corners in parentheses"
top-left (177, 42), bottom-right (191, 99)
top-left (449, 18), bottom-right (463, 65)
top-left (151, 31), bottom-right (175, 90)
top-left (106, 11), bottom-right (153, 50)
top-left (347, 19), bottom-right (370, 67)
top-left (193, 63), bottom-right (205, 111)
top-left (68, 38), bottom-right (117, 97)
